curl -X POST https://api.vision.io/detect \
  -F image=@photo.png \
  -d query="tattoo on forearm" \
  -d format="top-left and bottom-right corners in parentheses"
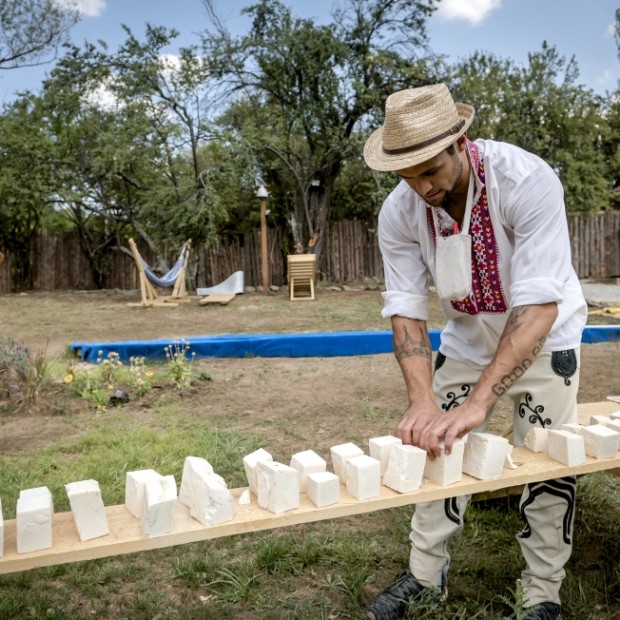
top-left (394, 325), bottom-right (431, 361)
top-left (492, 359), bottom-right (532, 396)
top-left (531, 335), bottom-right (547, 357)
top-left (491, 336), bottom-right (548, 397)
top-left (500, 305), bottom-right (531, 339)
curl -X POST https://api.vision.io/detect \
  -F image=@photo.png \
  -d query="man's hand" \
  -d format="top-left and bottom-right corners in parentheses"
top-left (395, 399), bottom-right (443, 448)
top-left (419, 402), bottom-right (487, 458)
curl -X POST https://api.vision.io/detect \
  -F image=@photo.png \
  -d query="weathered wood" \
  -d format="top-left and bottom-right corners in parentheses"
top-left (0, 214), bottom-right (619, 292)
top-left (0, 402), bottom-right (618, 575)
top-left (199, 294), bottom-right (236, 306)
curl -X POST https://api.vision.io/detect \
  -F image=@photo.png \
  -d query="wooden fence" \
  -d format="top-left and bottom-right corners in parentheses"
top-left (0, 212), bottom-right (618, 293)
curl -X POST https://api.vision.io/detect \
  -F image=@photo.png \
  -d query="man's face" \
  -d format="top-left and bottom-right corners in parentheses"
top-left (395, 143), bottom-right (466, 209)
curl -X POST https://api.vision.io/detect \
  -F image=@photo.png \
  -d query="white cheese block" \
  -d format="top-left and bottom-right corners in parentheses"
top-left (345, 454), bottom-right (381, 500)
top-left (142, 474), bottom-right (177, 536)
top-left (523, 427), bottom-right (548, 453)
top-left (423, 439), bottom-right (465, 486)
top-left (382, 444), bottom-right (426, 493)
top-left (16, 486), bottom-right (53, 553)
top-left (256, 461), bottom-right (300, 514)
top-left (547, 430), bottom-right (586, 466)
top-left (590, 415), bottom-right (611, 427)
top-left (330, 442), bottom-right (364, 483)
top-left (65, 479), bottom-right (109, 542)
top-left (290, 450), bottom-right (327, 492)
top-left (582, 424), bottom-right (620, 458)
top-left (0, 498), bottom-right (4, 557)
top-left (607, 419), bottom-right (620, 434)
top-left (306, 471), bottom-right (340, 508)
top-left (178, 456), bottom-right (214, 507)
top-left (609, 410), bottom-right (620, 420)
top-left (125, 469), bottom-right (161, 518)
top-left (560, 423), bottom-right (584, 435)
top-left (462, 433), bottom-right (510, 480)
top-left (369, 436), bottom-right (403, 475)
top-left (190, 471), bottom-right (234, 526)
top-left (243, 448), bottom-right (273, 495)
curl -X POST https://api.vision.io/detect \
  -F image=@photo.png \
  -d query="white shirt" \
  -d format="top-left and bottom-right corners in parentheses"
top-left (378, 139), bottom-right (588, 368)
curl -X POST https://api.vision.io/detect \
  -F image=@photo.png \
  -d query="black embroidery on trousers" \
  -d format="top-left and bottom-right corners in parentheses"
top-left (551, 350), bottom-right (577, 386)
top-left (518, 476), bottom-right (576, 545)
top-left (518, 392), bottom-right (552, 427)
top-left (441, 384), bottom-right (471, 411)
top-left (444, 497), bottom-right (461, 526)
top-left (434, 352), bottom-right (446, 372)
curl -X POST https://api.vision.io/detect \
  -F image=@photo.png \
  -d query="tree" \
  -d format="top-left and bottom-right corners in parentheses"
top-left (30, 25), bottom-right (230, 284)
top-left (451, 44), bottom-right (610, 213)
top-left (0, 96), bottom-right (58, 289)
top-left (201, 0), bottom-right (442, 263)
top-left (0, 0), bottom-right (78, 70)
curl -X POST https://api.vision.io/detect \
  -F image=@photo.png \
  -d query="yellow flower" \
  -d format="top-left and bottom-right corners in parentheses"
top-left (64, 374), bottom-right (74, 383)
top-left (145, 370), bottom-right (154, 377)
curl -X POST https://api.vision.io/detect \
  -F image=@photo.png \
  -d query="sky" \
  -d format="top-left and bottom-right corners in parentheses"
top-left (1, 0), bottom-right (618, 103)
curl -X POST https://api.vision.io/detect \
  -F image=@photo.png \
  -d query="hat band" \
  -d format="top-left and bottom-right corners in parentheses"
top-left (382, 119), bottom-right (466, 156)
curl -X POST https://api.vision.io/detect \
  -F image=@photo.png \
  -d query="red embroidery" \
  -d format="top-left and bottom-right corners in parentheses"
top-left (428, 142), bottom-right (508, 315)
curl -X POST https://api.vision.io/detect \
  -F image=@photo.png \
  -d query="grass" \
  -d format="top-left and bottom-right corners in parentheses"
top-left (0, 289), bottom-right (618, 619)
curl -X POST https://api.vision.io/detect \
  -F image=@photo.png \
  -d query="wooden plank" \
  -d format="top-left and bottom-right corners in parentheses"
top-left (199, 294), bottom-right (236, 306)
top-left (1, 403), bottom-right (619, 575)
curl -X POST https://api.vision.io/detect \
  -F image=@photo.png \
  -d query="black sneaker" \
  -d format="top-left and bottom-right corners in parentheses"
top-left (506, 602), bottom-right (562, 620)
top-left (367, 570), bottom-right (444, 620)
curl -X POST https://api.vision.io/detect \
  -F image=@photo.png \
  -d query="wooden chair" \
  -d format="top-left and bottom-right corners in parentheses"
top-left (287, 254), bottom-right (316, 301)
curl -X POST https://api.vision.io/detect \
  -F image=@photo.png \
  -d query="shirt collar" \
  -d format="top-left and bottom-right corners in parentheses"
top-left (465, 139), bottom-right (484, 205)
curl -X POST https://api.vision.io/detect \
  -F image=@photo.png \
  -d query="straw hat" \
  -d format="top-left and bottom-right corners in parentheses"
top-left (363, 84), bottom-right (475, 172)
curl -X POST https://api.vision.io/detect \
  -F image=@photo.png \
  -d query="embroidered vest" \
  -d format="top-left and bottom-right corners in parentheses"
top-left (427, 142), bottom-right (508, 315)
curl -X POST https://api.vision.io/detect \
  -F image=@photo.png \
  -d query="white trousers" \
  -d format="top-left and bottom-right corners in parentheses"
top-left (409, 350), bottom-right (580, 607)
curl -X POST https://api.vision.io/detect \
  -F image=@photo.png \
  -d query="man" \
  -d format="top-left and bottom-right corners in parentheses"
top-left (363, 84), bottom-right (587, 620)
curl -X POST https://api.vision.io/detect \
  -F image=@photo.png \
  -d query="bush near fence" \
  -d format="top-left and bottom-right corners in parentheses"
top-left (0, 213), bottom-right (618, 293)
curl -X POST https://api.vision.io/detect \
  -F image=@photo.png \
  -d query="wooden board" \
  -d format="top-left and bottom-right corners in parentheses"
top-left (199, 294), bottom-right (236, 306)
top-left (1, 401), bottom-right (618, 575)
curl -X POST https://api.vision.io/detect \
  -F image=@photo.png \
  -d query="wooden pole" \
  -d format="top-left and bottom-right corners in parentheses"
top-left (260, 199), bottom-right (269, 295)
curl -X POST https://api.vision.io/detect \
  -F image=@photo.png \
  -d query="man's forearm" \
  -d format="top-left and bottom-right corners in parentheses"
top-left (391, 316), bottom-right (435, 404)
top-left (468, 303), bottom-right (558, 411)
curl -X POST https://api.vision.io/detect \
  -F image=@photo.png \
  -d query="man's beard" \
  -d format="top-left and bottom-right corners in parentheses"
top-left (428, 152), bottom-right (463, 210)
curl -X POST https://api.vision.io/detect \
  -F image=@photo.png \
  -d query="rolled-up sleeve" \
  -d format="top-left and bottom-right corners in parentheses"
top-left (378, 193), bottom-right (430, 320)
top-left (504, 164), bottom-right (571, 307)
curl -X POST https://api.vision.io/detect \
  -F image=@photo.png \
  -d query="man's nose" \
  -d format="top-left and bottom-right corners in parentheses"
top-left (405, 177), bottom-right (432, 196)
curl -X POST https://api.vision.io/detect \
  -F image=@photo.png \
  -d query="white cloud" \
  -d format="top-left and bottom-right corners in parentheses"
top-left (605, 22), bottom-right (616, 38)
top-left (435, 0), bottom-right (502, 26)
top-left (54, 0), bottom-right (106, 18)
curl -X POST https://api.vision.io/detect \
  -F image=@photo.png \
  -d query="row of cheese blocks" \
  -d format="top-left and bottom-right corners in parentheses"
top-left (523, 412), bottom-right (620, 465)
top-left (245, 431), bottom-right (511, 513)
top-left (4, 410), bottom-right (619, 556)
top-left (1, 431), bottom-right (507, 556)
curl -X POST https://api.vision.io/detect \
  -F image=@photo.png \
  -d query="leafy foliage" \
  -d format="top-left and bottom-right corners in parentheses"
top-left (0, 0), bottom-right (78, 70)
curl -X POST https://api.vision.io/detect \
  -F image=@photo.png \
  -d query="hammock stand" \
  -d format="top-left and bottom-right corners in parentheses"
top-left (127, 238), bottom-right (192, 307)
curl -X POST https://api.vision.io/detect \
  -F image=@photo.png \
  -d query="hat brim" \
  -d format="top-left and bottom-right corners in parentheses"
top-left (363, 103), bottom-right (475, 172)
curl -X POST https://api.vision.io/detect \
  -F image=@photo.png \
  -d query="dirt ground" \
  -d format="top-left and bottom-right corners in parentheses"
top-left (1, 287), bottom-right (618, 462)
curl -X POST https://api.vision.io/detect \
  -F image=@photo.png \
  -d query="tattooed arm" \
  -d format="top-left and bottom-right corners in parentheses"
top-left (420, 302), bottom-right (558, 458)
top-left (391, 316), bottom-right (444, 447)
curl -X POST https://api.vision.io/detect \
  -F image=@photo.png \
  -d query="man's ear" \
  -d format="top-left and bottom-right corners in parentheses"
top-left (455, 134), bottom-right (468, 151)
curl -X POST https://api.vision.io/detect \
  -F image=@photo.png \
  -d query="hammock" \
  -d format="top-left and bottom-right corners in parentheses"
top-left (127, 238), bottom-right (191, 307)
top-left (140, 244), bottom-right (188, 288)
